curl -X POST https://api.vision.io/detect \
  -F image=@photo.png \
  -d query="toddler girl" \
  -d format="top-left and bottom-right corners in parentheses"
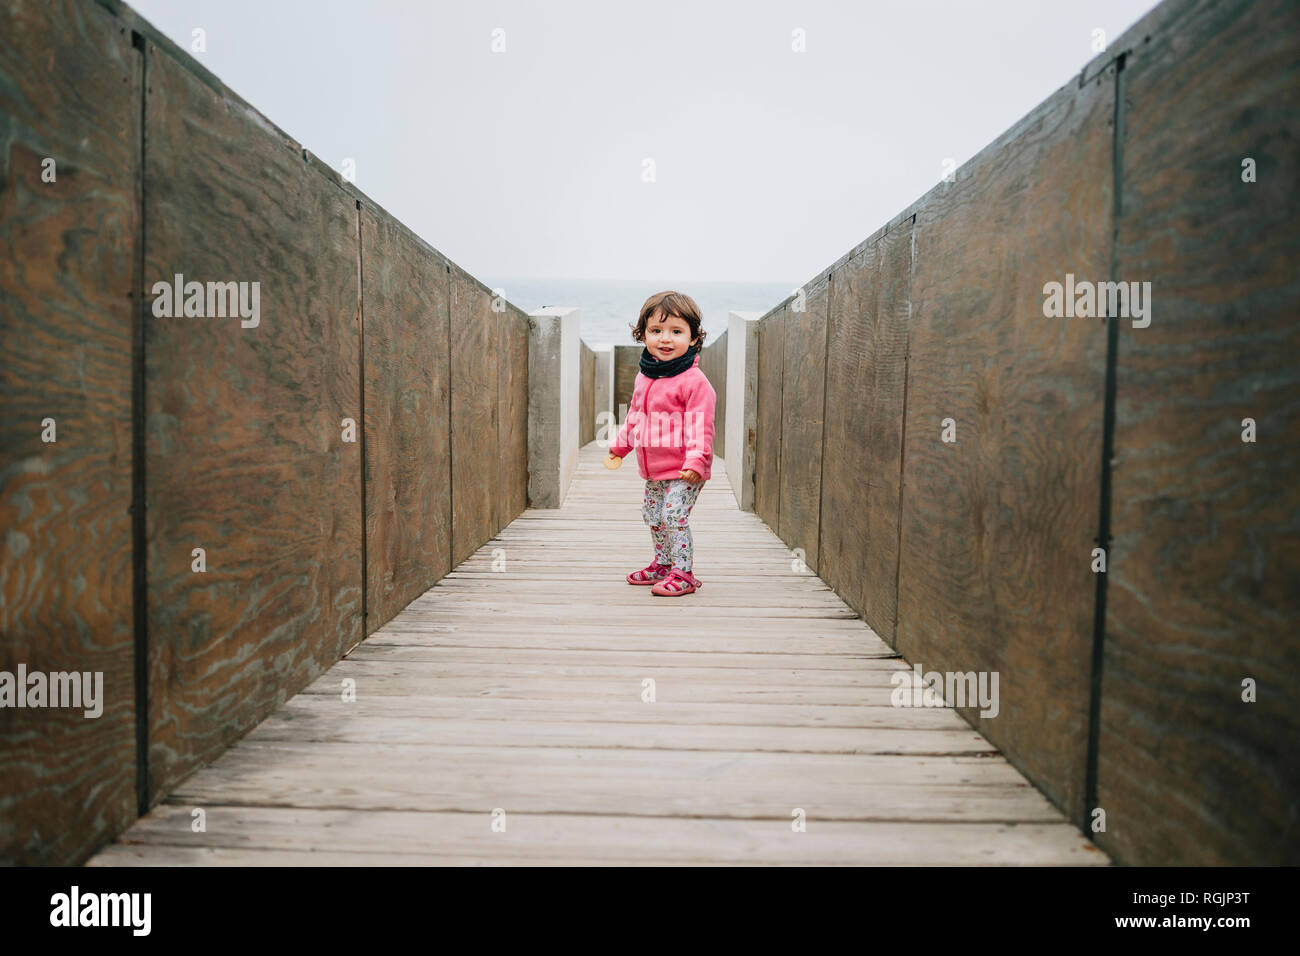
top-left (605, 291), bottom-right (717, 596)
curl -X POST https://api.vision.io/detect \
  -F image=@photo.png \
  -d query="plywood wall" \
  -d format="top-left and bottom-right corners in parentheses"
top-left (361, 210), bottom-right (451, 634)
top-left (0, 0), bottom-right (140, 866)
top-left (699, 330), bottom-right (727, 463)
top-left (1099, 0), bottom-right (1300, 865)
top-left (743, 0), bottom-right (1299, 865)
top-left (0, 0), bottom-right (532, 863)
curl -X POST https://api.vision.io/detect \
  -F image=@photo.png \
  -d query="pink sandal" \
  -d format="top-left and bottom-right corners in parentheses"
top-left (627, 562), bottom-right (671, 585)
top-left (651, 569), bottom-right (702, 596)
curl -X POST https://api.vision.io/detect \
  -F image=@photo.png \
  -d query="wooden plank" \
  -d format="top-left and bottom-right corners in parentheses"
top-left (90, 807), bottom-right (1106, 865)
top-left (754, 307), bottom-right (785, 532)
top-left (579, 340), bottom-right (595, 446)
top-left (246, 714), bottom-right (995, 754)
top-left (142, 42), bottom-right (363, 805)
top-left (613, 345), bottom-right (639, 422)
top-left (365, 634), bottom-right (892, 657)
top-left (344, 646), bottom-right (909, 671)
top-left (449, 267), bottom-right (497, 564)
top-left (498, 306), bottom-right (529, 528)
top-left (265, 693), bottom-right (978, 730)
top-left (408, 587), bottom-right (850, 609)
top-left (819, 221), bottom-right (912, 640)
top-left (297, 676), bottom-right (916, 707)
top-left (895, 71), bottom-right (1114, 826)
top-left (384, 600), bottom-right (857, 618)
top-left (1099, 0), bottom-right (1300, 866)
top-left (778, 278), bottom-right (828, 571)
top-left (700, 330), bottom-right (727, 457)
top-left (360, 207), bottom-right (451, 634)
top-left (181, 741), bottom-right (1029, 795)
top-left (313, 658), bottom-right (907, 690)
top-left (157, 746), bottom-right (1065, 824)
top-left (364, 628), bottom-right (894, 657)
top-left (0, 0), bottom-right (139, 866)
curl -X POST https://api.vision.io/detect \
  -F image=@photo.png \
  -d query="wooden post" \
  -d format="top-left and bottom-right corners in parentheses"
top-left (726, 311), bottom-right (762, 511)
top-left (527, 307), bottom-right (581, 508)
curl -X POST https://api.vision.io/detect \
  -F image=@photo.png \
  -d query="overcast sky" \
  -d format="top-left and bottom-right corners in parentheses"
top-left (129, 0), bottom-right (1158, 284)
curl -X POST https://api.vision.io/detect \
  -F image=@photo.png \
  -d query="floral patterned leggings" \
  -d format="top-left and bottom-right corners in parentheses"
top-left (642, 478), bottom-right (704, 572)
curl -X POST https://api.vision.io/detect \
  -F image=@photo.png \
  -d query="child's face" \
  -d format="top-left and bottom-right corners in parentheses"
top-left (644, 309), bottom-right (697, 361)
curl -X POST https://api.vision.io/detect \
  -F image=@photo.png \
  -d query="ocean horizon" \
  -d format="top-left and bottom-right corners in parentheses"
top-left (480, 276), bottom-right (799, 349)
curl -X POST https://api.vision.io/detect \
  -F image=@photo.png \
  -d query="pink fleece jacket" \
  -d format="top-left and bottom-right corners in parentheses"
top-left (608, 353), bottom-right (717, 481)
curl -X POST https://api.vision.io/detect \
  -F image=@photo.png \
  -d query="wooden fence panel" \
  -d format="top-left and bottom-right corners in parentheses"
top-left (700, 330), bottom-right (727, 461)
top-left (579, 341), bottom-right (594, 447)
top-left (894, 74), bottom-right (1114, 824)
top-left (778, 278), bottom-right (828, 572)
top-left (1100, 0), bottom-right (1300, 864)
top-left (450, 268), bottom-right (498, 565)
top-left (143, 44), bottom-right (363, 804)
top-left (754, 307), bottom-right (785, 532)
top-left (0, 0), bottom-right (139, 865)
top-left (819, 221), bottom-right (912, 641)
top-left (498, 308), bottom-right (529, 528)
top-left (360, 209), bottom-right (451, 635)
top-left (614, 345), bottom-right (639, 425)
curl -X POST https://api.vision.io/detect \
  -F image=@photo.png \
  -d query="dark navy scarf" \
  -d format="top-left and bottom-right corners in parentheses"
top-left (639, 342), bottom-right (700, 379)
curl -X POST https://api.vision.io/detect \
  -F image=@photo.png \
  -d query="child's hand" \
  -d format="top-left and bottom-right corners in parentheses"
top-left (604, 453), bottom-right (623, 470)
top-left (680, 468), bottom-right (701, 485)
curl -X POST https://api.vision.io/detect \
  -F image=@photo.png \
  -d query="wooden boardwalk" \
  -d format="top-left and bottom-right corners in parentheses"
top-left (90, 442), bottom-right (1107, 866)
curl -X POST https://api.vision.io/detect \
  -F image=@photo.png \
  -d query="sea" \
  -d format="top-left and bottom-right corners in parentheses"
top-left (479, 277), bottom-right (798, 349)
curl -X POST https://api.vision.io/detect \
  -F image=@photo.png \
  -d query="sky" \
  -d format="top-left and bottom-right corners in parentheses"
top-left (128, 0), bottom-right (1159, 285)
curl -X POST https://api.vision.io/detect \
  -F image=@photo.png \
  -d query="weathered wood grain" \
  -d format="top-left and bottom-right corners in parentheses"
top-left (142, 44), bottom-right (363, 805)
top-left (700, 329), bottom-right (727, 457)
top-left (88, 801), bottom-right (1105, 866)
top-left (254, 691), bottom-right (974, 729)
top-left (819, 222), bottom-right (912, 641)
top-left (779, 278), bottom-right (829, 572)
top-left (90, 813), bottom-right (1108, 867)
top-left (449, 267), bottom-right (497, 564)
top-left (579, 340), bottom-right (595, 446)
top-left (497, 306), bottom-right (529, 531)
top-left (90, 443), bottom-right (1103, 865)
top-left (754, 307), bottom-right (785, 532)
top-left (1099, 0), bottom-right (1300, 865)
top-left (613, 344), bottom-right (639, 423)
top-left (160, 744), bottom-right (1060, 818)
top-left (0, 0), bottom-right (139, 865)
top-left (894, 72), bottom-right (1114, 825)
top-left (360, 208), bottom-right (451, 634)
top-left (248, 709), bottom-right (995, 754)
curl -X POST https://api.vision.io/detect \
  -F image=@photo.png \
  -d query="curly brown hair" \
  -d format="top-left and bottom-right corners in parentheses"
top-left (630, 291), bottom-right (707, 349)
